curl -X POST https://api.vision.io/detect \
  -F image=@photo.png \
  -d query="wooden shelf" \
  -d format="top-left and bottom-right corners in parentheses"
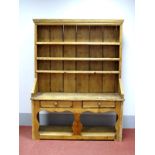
top-left (37, 57), bottom-right (120, 61)
top-left (34, 19), bottom-right (124, 26)
top-left (31, 92), bottom-right (123, 101)
top-left (36, 42), bottom-right (120, 45)
top-left (39, 126), bottom-right (115, 140)
top-left (36, 70), bottom-right (119, 74)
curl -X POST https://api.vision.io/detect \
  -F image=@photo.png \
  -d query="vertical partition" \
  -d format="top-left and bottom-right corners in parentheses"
top-left (76, 26), bottom-right (89, 92)
top-left (50, 26), bottom-right (63, 92)
top-left (64, 26), bottom-right (76, 92)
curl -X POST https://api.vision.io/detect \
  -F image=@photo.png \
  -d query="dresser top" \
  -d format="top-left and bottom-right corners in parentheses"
top-left (33, 19), bottom-right (124, 25)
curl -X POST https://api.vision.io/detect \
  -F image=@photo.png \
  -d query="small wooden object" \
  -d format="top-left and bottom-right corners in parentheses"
top-left (31, 19), bottom-right (124, 141)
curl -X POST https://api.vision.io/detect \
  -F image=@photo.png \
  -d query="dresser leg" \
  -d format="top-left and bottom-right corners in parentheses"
top-left (72, 113), bottom-right (83, 135)
top-left (32, 101), bottom-right (40, 140)
top-left (115, 102), bottom-right (123, 141)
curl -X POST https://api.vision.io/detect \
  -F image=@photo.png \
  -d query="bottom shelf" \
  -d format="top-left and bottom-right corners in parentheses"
top-left (39, 126), bottom-right (116, 140)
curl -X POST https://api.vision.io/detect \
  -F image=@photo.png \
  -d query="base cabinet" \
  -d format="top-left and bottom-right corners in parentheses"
top-left (32, 100), bottom-right (123, 141)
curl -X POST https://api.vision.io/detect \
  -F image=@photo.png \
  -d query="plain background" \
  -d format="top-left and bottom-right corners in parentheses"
top-left (0, 0), bottom-right (155, 155)
top-left (19, 0), bottom-right (135, 117)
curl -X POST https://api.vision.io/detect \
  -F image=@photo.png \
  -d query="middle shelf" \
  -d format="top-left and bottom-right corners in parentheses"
top-left (37, 57), bottom-right (120, 61)
top-left (36, 42), bottom-right (120, 45)
top-left (36, 70), bottom-right (119, 74)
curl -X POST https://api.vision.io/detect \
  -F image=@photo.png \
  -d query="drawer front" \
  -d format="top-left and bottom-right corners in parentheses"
top-left (83, 101), bottom-right (98, 108)
top-left (83, 101), bottom-right (115, 108)
top-left (58, 101), bottom-right (72, 108)
top-left (40, 101), bottom-right (72, 108)
top-left (40, 101), bottom-right (57, 107)
top-left (99, 101), bottom-right (115, 107)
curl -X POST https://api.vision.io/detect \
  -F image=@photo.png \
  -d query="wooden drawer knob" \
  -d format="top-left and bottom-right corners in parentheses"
top-left (54, 102), bottom-right (58, 106)
top-left (98, 102), bottom-right (101, 107)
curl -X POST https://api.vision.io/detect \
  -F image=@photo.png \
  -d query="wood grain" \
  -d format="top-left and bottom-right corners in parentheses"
top-left (33, 19), bottom-right (124, 26)
top-left (115, 102), bottom-right (123, 141)
top-left (72, 113), bottom-right (83, 135)
top-left (32, 101), bottom-right (40, 140)
top-left (37, 57), bottom-right (120, 61)
top-left (36, 70), bottom-right (119, 74)
top-left (31, 78), bottom-right (38, 96)
top-left (31, 92), bottom-right (123, 101)
top-left (50, 26), bottom-right (63, 92)
top-left (76, 26), bottom-right (89, 93)
top-left (36, 41), bottom-right (120, 45)
top-left (39, 126), bottom-right (115, 140)
top-left (32, 19), bottom-right (124, 141)
top-left (37, 46), bottom-right (50, 92)
top-left (64, 26), bottom-right (76, 92)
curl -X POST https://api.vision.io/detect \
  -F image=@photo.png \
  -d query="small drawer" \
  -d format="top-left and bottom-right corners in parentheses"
top-left (99, 101), bottom-right (115, 107)
top-left (83, 101), bottom-right (115, 108)
top-left (40, 101), bottom-right (58, 108)
top-left (57, 101), bottom-right (72, 108)
top-left (40, 101), bottom-right (72, 108)
top-left (83, 101), bottom-right (98, 108)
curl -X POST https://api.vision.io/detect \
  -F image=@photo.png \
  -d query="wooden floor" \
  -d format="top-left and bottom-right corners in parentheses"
top-left (20, 126), bottom-right (135, 155)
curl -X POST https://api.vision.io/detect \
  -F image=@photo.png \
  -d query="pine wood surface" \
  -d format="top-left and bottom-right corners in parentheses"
top-left (31, 92), bottom-right (123, 101)
top-left (31, 19), bottom-right (124, 141)
top-left (36, 42), bottom-right (120, 45)
top-left (39, 126), bottom-right (115, 140)
top-left (37, 57), bottom-right (120, 61)
top-left (36, 70), bottom-right (119, 74)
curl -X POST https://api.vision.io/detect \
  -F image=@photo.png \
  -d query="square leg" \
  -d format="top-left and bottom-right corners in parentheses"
top-left (115, 102), bottom-right (123, 141)
top-left (32, 101), bottom-right (40, 140)
top-left (72, 113), bottom-right (83, 135)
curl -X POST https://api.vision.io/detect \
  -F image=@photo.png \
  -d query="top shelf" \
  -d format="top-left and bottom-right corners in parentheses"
top-left (33, 19), bottom-right (124, 25)
top-left (36, 42), bottom-right (120, 45)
